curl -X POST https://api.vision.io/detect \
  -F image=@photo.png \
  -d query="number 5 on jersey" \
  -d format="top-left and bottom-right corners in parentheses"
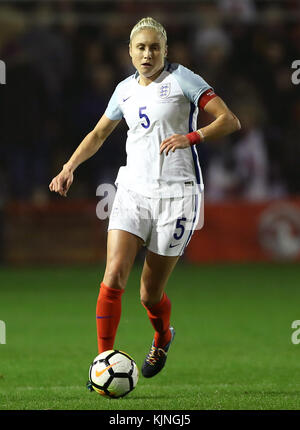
top-left (139, 106), bottom-right (150, 129)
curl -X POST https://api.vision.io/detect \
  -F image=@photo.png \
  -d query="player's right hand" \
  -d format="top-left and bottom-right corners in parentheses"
top-left (49, 165), bottom-right (74, 197)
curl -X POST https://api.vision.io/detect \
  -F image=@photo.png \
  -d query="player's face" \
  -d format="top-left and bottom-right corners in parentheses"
top-left (129, 28), bottom-right (167, 84)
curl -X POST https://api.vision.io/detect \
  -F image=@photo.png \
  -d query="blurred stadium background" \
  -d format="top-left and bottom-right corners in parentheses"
top-left (1, 0), bottom-right (300, 411)
top-left (0, 0), bottom-right (299, 265)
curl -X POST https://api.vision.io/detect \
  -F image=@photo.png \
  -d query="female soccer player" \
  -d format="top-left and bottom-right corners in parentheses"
top-left (49, 17), bottom-right (241, 379)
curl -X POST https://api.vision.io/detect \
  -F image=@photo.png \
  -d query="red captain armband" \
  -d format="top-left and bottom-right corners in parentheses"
top-left (186, 130), bottom-right (204, 145)
top-left (186, 90), bottom-right (217, 145)
top-left (198, 89), bottom-right (217, 110)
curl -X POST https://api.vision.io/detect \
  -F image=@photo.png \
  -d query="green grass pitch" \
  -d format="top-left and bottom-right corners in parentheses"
top-left (0, 262), bottom-right (300, 410)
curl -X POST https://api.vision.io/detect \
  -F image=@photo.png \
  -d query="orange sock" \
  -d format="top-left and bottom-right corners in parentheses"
top-left (96, 282), bottom-right (124, 354)
top-left (142, 293), bottom-right (172, 348)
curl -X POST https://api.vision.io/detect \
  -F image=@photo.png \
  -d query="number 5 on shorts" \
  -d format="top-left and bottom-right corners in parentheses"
top-left (174, 217), bottom-right (187, 240)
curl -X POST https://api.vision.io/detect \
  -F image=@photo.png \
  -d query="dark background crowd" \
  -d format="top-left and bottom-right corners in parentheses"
top-left (0, 0), bottom-right (299, 204)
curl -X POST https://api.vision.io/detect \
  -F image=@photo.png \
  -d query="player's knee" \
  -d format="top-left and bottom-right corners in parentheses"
top-left (140, 284), bottom-right (162, 308)
top-left (140, 294), bottom-right (150, 308)
top-left (140, 295), bottom-right (162, 308)
top-left (103, 262), bottom-right (127, 290)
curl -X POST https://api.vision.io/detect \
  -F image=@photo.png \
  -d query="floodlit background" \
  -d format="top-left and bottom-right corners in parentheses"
top-left (0, 0), bottom-right (300, 411)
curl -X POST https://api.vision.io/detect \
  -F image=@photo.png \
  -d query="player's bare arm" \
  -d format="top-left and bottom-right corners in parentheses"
top-left (199, 96), bottom-right (241, 141)
top-left (49, 115), bottom-right (120, 197)
top-left (159, 96), bottom-right (241, 156)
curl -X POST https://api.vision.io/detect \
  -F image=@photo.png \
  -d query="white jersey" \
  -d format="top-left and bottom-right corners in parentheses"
top-left (105, 61), bottom-right (212, 198)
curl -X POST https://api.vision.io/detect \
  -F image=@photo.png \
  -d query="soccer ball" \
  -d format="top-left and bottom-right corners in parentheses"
top-left (89, 350), bottom-right (139, 398)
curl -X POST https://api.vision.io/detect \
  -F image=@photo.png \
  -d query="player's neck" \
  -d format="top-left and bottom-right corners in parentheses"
top-left (138, 67), bottom-right (164, 86)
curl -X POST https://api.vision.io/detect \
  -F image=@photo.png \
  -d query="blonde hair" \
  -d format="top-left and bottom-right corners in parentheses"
top-left (130, 17), bottom-right (167, 44)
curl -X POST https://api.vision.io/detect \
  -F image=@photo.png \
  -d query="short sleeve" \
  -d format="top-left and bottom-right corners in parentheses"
top-left (104, 85), bottom-right (123, 121)
top-left (170, 63), bottom-right (213, 107)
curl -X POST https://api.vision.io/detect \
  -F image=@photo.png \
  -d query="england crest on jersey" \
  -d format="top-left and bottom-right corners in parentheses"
top-left (158, 82), bottom-right (171, 99)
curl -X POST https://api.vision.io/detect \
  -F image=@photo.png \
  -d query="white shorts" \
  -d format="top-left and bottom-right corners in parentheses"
top-left (108, 185), bottom-right (204, 257)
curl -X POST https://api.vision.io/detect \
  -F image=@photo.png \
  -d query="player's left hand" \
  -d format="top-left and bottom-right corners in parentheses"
top-left (160, 134), bottom-right (190, 156)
